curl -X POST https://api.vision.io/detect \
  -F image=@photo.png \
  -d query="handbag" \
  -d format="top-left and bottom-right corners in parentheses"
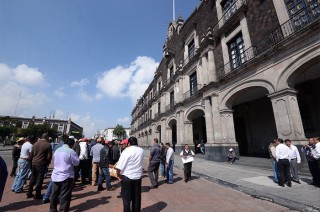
top-left (109, 163), bottom-right (118, 178)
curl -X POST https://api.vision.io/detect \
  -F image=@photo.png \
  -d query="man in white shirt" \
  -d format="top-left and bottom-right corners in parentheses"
top-left (116, 137), bottom-right (144, 212)
top-left (165, 143), bottom-right (174, 184)
top-left (79, 138), bottom-right (89, 184)
top-left (275, 138), bottom-right (291, 187)
top-left (285, 139), bottom-right (301, 184)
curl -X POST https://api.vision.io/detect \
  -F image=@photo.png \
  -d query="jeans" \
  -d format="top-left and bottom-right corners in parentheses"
top-left (166, 160), bottom-right (174, 183)
top-left (11, 159), bottom-right (30, 192)
top-left (50, 178), bottom-right (74, 212)
top-left (272, 160), bottom-right (279, 183)
top-left (98, 167), bottom-right (111, 189)
top-left (160, 159), bottom-right (166, 177)
top-left (43, 180), bottom-right (53, 201)
top-left (121, 175), bottom-right (141, 212)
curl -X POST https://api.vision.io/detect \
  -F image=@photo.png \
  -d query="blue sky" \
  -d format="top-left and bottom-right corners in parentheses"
top-left (0, 0), bottom-right (200, 137)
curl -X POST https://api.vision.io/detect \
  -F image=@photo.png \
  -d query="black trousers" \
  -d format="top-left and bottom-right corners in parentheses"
top-left (27, 164), bottom-right (47, 197)
top-left (147, 161), bottom-right (160, 187)
top-left (50, 178), bottom-right (74, 212)
top-left (10, 157), bottom-right (19, 176)
top-left (121, 175), bottom-right (141, 212)
top-left (277, 159), bottom-right (291, 186)
top-left (79, 160), bottom-right (89, 183)
top-left (183, 162), bottom-right (192, 181)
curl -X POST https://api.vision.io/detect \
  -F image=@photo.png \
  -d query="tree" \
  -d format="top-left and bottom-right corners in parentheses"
top-left (113, 124), bottom-right (126, 140)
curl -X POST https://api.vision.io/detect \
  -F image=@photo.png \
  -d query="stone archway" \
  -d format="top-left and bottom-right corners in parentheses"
top-left (186, 108), bottom-right (206, 154)
top-left (223, 85), bottom-right (277, 157)
top-left (167, 118), bottom-right (177, 151)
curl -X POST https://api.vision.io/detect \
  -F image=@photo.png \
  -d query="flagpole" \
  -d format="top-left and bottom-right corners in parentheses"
top-left (173, 0), bottom-right (176, 21)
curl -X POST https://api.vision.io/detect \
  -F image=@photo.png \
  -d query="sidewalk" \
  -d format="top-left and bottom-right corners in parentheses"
top-left (145, 149), bottom-right (320, 211)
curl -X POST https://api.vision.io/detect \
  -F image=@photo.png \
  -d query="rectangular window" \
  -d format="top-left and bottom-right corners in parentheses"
top-left (228, 33), bottom-right (245, 70)
top-left (158, 81), bottom-right (161, 91)
top-left (169, 66), bottom-right (174, 78)
top-left (188, 39), bottom-right (195, 59)
top-left (222, 0), bottom-right (237, 21)
top-left (170, 91), bottom-right (174, 107)
top-left (189, 72), bottom-right (198, 96)
top-left (285, 0), bottom-right (320, 29)
top-left (149, 109), bottom-right (152, 119)
top-left (158, 102), bottom-right (161, 114)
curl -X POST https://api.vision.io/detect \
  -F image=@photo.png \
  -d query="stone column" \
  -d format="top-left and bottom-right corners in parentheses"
top-left (204, 98), bottom-right (214, 143)
top-left (161, 118), bottom-right (167, 144)
top-left (268, 88), bottom-right (306, 142)
top-left (207, 47), bottom-right (217, 82)
top-left (202, 55), bottom-right (209, 85)
top-left (211, 94), bottom-right (222, 142)
top-left (177, 110), bottom-right (185, 145)
top-left (220, 109), bottom-right (236, 143)
top-left (184, 121), bottom-right (193, 145)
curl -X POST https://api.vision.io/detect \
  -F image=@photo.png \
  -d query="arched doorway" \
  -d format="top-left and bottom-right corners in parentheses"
top-left (186, 109), bottom-right (206, 154)
top-left (226, 86), bottom-right (277, 157)
top-left (156, 125), bottom-right (161, 143)
top-left (288, 58), bottom-right (320, 137)
top-left (168, 119), bottom-right (177, 151)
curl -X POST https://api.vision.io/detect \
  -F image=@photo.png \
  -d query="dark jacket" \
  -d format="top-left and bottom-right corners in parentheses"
top-left (99, 146), bottom-right (110, 168)
top-left (72, 141), bottom-right (81, 156)
top-left (150, 143), bottom-right (161, 163)
top-left (30, 139), bottom-right (52, 166)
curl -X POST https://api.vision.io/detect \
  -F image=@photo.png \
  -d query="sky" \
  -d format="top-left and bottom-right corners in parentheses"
top-left (0, 0), bottom-right (200, 137)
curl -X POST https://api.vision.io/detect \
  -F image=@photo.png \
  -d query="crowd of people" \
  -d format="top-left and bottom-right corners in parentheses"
top-left (268, 137), bottom-right (320, 187)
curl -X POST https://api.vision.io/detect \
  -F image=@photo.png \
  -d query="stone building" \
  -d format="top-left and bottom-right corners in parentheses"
top-left (130, 0), bottom-right (320, 162)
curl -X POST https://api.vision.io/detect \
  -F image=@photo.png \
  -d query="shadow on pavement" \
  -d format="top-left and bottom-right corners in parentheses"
top-left (72, 191), bottom-right (97, 200)
top-left (141, 186), bottom-right (151, 193)
top-left (141, 201), bottom-right (167, 212)
top-left (0, 199), bottom-right (42, 211)
top-left (69, 196), bottom-right (111, 212)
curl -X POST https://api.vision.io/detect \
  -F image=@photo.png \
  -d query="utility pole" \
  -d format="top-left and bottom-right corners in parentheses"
top-left (14, 90), bottom-right (21, 116)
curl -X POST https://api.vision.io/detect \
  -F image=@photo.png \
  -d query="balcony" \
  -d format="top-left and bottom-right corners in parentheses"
top-left (165, 101), bottom-right (176, 112)
top-left (183, 84), bottom-right (202, 101)
top-left (217, 46), bottom-right (257, 80)
top-left (183, 48), bottom-right (199, 67)
top-left (213, 0), bottom-right (248, 35)
top-left (271, 3), bottom-right (320, 45)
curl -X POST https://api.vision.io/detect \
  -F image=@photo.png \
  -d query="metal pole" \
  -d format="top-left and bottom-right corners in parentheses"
top-left (173, 0), bottom-right (176, 21)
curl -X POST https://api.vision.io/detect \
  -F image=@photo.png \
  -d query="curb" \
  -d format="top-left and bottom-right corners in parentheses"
top-left (174, 163), bottom-right (320, 212)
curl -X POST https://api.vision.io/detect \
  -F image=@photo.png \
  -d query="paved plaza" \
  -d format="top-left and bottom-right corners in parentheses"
top-left (0, 147), bottom-right (319, 211)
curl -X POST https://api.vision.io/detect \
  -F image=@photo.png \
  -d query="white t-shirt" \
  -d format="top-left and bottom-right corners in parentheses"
top-left (116, 145), bottom-right (144, 180)
top-left (20, 141), bottom-right (33, 159)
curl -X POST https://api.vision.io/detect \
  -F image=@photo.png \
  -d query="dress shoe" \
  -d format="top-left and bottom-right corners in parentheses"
top-left (278, 184), bottom-right (284, 187)
top-left (33, 195), bottom-right (43, 200)
top-left (286, 183), bottom-right (292, 187)
top-left (42, 198), bottom-right (50, 204)
top-left (26, 193), bottom-right (34, 198)
top-left (107, 187), bottom-right (116, 191)
top-left (97, 186), bottom-right (105, 191)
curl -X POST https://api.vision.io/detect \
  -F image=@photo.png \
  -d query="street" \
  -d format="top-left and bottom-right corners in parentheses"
top-left (0, 148), bottom-right (291, 212)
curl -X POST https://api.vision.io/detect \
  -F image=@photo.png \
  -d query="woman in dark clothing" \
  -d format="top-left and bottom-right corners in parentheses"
top-left (10, 137), bottom-right (25, 177)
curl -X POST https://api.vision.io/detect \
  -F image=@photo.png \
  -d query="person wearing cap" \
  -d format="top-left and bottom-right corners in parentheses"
top-left (11, 135), bottom-right (36, 193)
top-left (10, 137), bottom-right (25, 177)
top-left (116, 137), bottom-right (144, 212)
top-left (227, 148), bottom-right (236, 164)
top-left (90, 137), bottom-right (104, 186)
top-left (97, 139), bottom-right (116, 191)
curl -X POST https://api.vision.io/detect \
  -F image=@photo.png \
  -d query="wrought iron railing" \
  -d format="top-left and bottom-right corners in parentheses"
top-left (183, 48), bottom-right (199, 66)
top-left (183, 84), bottom-right (202, 100)
top-left (271, 2), bottom-right (320, 45)
top-left (165, 101), bottom-right (176, 112)
top-left (217, 46), bottom-right (257, 79)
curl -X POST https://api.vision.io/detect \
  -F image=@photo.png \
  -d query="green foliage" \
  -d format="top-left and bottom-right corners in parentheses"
top-left (113, 124), bottom-right (126, 138)
top-left (17, 123), bottom-right (57, 138)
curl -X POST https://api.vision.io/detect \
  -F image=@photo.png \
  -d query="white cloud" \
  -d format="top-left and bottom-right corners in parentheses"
top-left (54, 87), bottom-right (66, 98)
top-left (77, 90), bottom-right (94, 102)
top-left (0, 63), bottom-right (50, 116)
top-left (117, 117), bottom-right (130, 125)
top-left (69, 113), bottom-right (107, 138)
top-left (96, 56), bottom-right (158, 103)
top-left (70, 78), bottom-right (89, 87)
